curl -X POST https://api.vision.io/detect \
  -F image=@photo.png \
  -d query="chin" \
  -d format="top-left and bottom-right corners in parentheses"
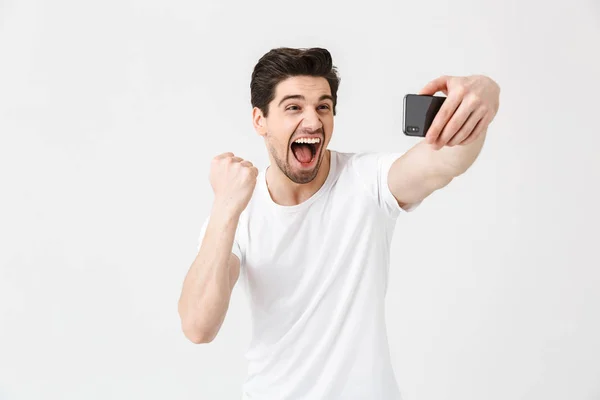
top-left (270, 139), bottom-right (327, 184)
top-left (279, 149), bottom-right (323, 184)
top-left (294, 149), bottom-right (327, 183)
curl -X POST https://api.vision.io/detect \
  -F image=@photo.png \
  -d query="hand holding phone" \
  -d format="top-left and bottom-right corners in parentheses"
top-left (402, 94), bottom-right (446, 137)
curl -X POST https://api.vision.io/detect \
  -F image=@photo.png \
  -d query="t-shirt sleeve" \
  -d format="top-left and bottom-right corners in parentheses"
top-left (350, 152), bottom-right (421, 218)
top-left (196, 215), bottom-right (243, 264)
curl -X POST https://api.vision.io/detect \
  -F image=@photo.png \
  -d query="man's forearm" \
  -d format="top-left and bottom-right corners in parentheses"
top-left (178, 206), bottom-right (239, 343)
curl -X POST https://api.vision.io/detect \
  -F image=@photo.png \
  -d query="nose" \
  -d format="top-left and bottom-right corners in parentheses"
top-left (301, 108), bottom-right (322, 132)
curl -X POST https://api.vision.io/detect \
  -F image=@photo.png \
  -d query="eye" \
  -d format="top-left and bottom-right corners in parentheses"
top-left (286, 105), bottom-right (300, 111)
top-left (319, 104), bottom-right (331, 110)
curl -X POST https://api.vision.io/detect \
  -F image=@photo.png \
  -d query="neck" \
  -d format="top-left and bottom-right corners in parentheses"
top-left (265, 149), bottom-right (331, 206)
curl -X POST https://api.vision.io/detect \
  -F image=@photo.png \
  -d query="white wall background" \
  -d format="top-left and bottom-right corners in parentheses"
top-left (1, 0), bottom-right (599, 399)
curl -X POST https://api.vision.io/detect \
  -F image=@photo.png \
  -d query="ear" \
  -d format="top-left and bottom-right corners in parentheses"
top-left (252, 107), bottom-right (267, 137)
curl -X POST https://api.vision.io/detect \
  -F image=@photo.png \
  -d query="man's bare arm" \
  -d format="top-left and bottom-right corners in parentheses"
top-left (178, 152), bottom-right (257, 344)
top-left (178, 206), bottom-right (241, 344)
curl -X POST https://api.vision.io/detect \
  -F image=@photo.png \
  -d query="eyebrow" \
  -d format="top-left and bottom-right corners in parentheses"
top-left (278, 94), bottom-right (334, 107)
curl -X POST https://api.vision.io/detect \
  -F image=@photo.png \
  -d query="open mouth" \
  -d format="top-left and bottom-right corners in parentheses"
top-left (291, 137), bottom-right (321, 166)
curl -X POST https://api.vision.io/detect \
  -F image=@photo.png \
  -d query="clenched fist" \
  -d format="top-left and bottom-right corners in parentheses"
top-left (209, 152), bottom-right (258, 217)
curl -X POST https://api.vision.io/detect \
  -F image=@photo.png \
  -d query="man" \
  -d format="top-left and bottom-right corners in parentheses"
top-left (178, 47), bottom-right (500, 399)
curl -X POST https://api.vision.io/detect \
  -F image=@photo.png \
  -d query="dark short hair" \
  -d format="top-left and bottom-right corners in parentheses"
top-left (250, 47), bottom-right (341, 117)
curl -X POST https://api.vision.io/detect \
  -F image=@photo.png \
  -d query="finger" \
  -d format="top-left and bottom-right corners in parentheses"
top-left (459, 115), bottom-right (489, 146)
top-left (458, 127), bottom-right (482, 146)
top-left (240, 160), bottom-right (253, 167)
top-left (230, 156), bottom-right (243, 163)
top-left (418, 75), bottom-right (450, 96)
top-left (435, 99), bottom-right (475, 147)
top-left (447, 108), bottom-right (486, 146)
top-left (426, 93), bottom-right (462, 144)
top-left (215, 152), bottom-right (235, 160)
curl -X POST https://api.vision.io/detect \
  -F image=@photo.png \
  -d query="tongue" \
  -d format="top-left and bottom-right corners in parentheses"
top-left (292, 143), bottom-right (312, 163)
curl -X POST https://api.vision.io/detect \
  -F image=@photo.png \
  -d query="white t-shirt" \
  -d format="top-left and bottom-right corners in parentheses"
top-left (197, 150), bottom-right (420, 399)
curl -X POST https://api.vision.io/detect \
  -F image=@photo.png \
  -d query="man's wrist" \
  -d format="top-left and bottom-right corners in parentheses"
top-left (211, 200), bottom-right (242, 223)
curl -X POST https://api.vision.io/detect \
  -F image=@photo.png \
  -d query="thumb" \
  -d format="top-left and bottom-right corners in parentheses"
top-left (418, 75), bottom-right (450, 95)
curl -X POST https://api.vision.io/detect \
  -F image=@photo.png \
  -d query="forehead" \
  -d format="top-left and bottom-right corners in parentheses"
top-left (274, 76), bottom-right (331, 100)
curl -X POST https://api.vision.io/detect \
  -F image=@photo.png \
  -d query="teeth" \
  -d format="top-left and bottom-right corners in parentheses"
top-left (294, 137), bottom-right (321, 144)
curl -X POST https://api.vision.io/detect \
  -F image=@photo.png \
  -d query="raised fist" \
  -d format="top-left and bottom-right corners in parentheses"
top-left (209, 152), bottom-right (258, 216)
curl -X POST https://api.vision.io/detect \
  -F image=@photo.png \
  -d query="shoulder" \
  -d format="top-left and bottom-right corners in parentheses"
top-left (331, 149), bottom-right (403, 177)
top-left (329, 149), bottom-right (369, 171)
top-left (330, 149), bottom-right (408, 217)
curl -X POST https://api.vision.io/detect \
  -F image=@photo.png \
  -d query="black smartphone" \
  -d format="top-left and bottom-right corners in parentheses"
top-left (402, 94), bottom-right (446, 137)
